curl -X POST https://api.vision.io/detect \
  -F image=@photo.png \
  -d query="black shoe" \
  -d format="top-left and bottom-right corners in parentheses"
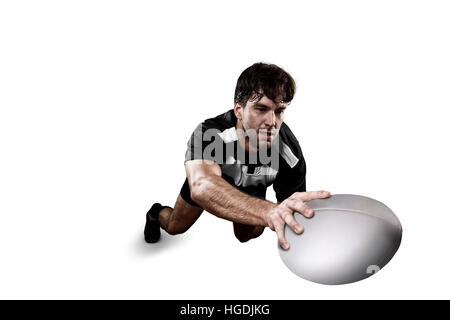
top-left (144, 203), bottom-right (163, 243)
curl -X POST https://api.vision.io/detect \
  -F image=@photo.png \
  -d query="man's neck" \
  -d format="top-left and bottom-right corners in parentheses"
top-left (235, 122), bottom-right (259, 153)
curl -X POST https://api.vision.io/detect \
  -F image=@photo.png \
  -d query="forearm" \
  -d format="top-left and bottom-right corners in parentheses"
top-left (191, 175), bottom-right (276, 226)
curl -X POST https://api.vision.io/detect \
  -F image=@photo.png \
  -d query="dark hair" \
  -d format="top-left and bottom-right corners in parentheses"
top-left (234, 62), bottom-right (296, 107)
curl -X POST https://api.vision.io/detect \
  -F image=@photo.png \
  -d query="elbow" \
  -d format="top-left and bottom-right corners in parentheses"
top-left (190, 177), bottom-right (210, 204)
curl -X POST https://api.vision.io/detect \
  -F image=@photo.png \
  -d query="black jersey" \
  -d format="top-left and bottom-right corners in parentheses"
top-left (182, 109), bottom-right (306, 205)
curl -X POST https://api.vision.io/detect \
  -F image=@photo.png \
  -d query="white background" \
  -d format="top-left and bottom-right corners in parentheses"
top-left (1, 0), bottom-right (449, 299)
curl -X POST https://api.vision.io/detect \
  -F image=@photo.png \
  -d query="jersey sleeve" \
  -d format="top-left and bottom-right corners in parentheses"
top-left (273, 155), bottom-right (306, 203)
top-left (272, 123), bottom-right (307, 203)
top-left (184, 121), bottom-right (224, 164)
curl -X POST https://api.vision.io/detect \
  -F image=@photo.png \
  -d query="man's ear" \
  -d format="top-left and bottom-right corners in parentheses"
top-left (234, 103), bottom-right (243, 121)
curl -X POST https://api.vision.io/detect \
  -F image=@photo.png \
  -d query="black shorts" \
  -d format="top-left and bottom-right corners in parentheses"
top-left (180, 178), bottom-right (201, 207)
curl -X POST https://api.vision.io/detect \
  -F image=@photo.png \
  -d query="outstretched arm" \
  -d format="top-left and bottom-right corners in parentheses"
top-left (186, 159), bottom-right (274, 226)
top-left (185, 159), bottom-right (331, 249)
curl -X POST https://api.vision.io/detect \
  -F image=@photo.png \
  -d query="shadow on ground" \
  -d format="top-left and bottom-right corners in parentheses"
top-left (133, 230), bottom-right (187, 257)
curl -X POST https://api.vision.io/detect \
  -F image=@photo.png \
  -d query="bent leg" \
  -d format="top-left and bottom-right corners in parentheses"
top-left (159, 194), bottom-right (204, 235)
top-left (233, 222), bottom-right (265, 243)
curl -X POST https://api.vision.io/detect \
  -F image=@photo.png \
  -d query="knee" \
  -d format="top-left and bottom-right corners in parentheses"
top-left (234, 227), bottom-right (251, 242)
top-left (234, 227), bottom-right (265, 243)
top-left (166, 222), bottom-right (187, 236)
top-left (235, 233), bottom-right (252, 243)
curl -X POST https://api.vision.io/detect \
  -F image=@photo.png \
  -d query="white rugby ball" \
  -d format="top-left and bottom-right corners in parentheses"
top-left (278, 194), bottom-right (402, 285)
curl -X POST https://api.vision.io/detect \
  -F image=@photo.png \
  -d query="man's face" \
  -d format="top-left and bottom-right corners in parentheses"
top-left (235, 94), bottom-right (287, 152)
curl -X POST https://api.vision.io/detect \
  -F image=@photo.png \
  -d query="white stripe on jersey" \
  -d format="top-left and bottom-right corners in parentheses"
top-left (217, 127), bottom-right (239, 143)
top-left (217, 125), bottom-right (299, 169)
top-left (280, 141), bottom-right (299, 168)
